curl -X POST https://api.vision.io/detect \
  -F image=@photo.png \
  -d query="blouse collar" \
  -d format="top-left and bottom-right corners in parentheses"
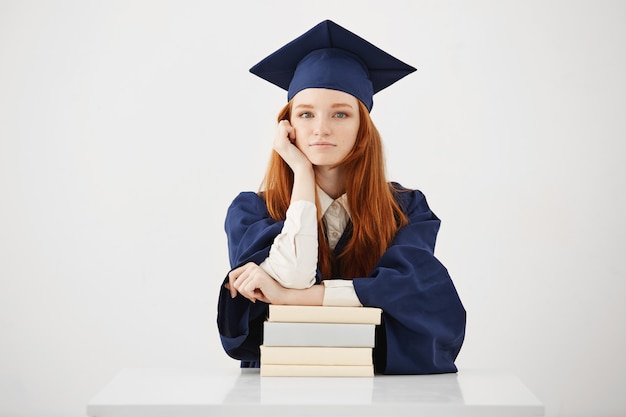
top-left (317, 186), bottom-right (351, 219)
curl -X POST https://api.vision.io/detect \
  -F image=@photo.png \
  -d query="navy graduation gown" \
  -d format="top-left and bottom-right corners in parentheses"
top-left (217, 183), bottom-right (466, 374)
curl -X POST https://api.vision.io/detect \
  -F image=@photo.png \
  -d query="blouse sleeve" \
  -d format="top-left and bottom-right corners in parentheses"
top-left (322, 280), bottom-right (362, 307)
top-left (259, 200), bottom-right (318, 289)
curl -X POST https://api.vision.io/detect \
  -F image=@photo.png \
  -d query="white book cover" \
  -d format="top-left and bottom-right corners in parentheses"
top-left (263, 321), bottom-right (376, 347)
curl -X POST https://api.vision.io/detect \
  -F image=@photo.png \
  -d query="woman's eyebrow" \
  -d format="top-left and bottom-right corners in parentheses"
top-left (293, 102), bottom-right (354, 110)
top-left (331, 103), bottom-right (354, 108)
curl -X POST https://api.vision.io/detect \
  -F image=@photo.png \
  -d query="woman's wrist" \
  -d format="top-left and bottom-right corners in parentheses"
top-left (290, 165), bottom-right (316, 203)
top-left (280, 284), bottom-right (324, 306)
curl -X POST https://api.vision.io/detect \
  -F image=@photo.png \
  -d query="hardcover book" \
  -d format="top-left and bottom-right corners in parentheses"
top-left (260, 346), bottom-right (373, 366)
top-left (260, 364), bottom-right (374, 377)
top-left (267, 305), bottom-right (382, 325)
top-left (262, 321), bottom-right (376, 347)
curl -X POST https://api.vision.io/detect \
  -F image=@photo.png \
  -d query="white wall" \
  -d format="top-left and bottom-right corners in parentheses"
top-left (1, 1), bottom-right (624, 416)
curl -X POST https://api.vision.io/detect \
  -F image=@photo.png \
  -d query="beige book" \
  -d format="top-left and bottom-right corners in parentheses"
top-left (261, 364), bottom-right (374, 377)
top-left (260, 345), bottom-right (372, 366)
top-left (268, 305), bottom-right (382, 324)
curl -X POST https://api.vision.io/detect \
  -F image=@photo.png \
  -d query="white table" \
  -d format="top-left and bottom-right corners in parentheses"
top-left (86, 368), bottom-right (544, 417)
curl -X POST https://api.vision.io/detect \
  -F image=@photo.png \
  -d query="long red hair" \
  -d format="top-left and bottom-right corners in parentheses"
top-left (260, 100), bottom-right (408, 279)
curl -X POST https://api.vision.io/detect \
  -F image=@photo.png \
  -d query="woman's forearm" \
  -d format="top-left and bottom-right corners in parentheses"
top-left (280, 283), bottom-right (325, 306)
top-left (290, 164), bottom-right (316, 203)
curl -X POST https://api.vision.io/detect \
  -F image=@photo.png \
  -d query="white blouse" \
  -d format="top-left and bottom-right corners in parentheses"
top-left (259, 187), bottom-right (362, 307)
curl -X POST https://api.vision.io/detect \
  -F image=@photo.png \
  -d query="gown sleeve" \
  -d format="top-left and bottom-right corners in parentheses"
top-left (352, 186), bottom-right (466, 375)
top-left (217, 192), bottom-right (284, 365)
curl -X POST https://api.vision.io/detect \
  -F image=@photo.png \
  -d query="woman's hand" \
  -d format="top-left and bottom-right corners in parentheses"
top-left (227, 262), bottom-right (287, 304)
top-left (273, 120), bottom-right (312, 174)
top-left (273, 120), bottom-right (316, 203)
top-left (226, 262), bottom-right (325, 306)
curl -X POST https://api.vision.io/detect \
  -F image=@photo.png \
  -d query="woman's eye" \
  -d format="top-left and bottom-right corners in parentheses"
top-left (334, 112), bottom-right (347, 118)
top-left (299, 112), bottom-right (313, 119)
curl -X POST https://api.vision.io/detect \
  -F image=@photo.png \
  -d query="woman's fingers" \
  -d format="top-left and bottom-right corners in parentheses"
top-left (227, 266), bottom-right (243, 298)
top-left (273, 120), bottom-right (295, 152)
top-left (228, 264), bottom-right (252, 300)
top-left (226, 262), bottom-right (284, 304)
top-left (273, 120), bottom-right (312, 172)
top-left (228, 263), bottom-right (262, 302)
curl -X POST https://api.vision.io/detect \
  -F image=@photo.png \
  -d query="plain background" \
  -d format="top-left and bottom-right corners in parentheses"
top-left (1, 1), bottom-right (625, 416)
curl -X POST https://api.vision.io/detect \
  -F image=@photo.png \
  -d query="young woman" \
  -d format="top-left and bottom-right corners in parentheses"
top-left (217, 20), bottom-right (466, 374)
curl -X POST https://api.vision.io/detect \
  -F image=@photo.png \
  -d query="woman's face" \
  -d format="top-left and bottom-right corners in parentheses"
top-left (290, 88), bottom-right (360, 168)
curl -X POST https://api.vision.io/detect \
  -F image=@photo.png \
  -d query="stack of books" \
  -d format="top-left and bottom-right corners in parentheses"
top-left (260, 304), bottom-right (382, 377)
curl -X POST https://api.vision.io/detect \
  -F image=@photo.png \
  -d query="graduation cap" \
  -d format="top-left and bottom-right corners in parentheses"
top-left (249, 19), bottom-right (416, 111)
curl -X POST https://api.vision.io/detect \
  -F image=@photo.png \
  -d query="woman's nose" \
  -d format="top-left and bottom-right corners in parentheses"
top-left (314, 118), bottom-right (331, 136)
